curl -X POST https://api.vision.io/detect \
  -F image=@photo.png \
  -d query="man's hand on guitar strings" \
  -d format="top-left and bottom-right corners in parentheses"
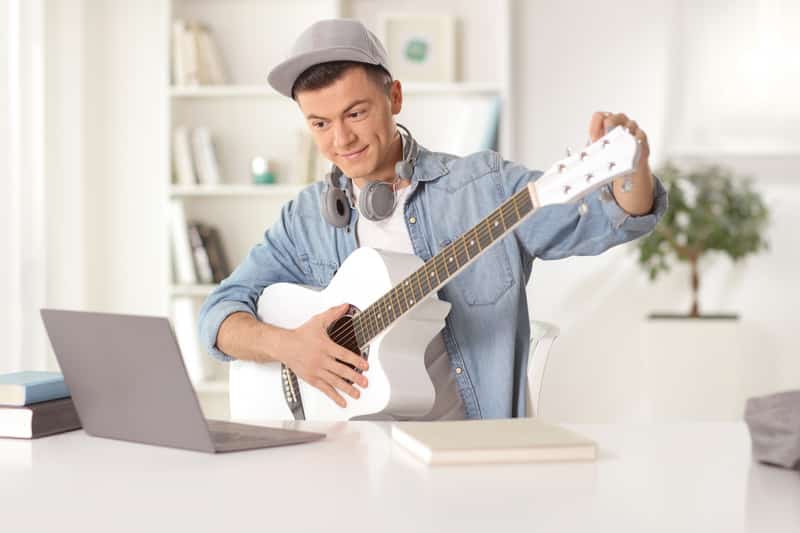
top-left (275, 303), bottom-right (369, 408)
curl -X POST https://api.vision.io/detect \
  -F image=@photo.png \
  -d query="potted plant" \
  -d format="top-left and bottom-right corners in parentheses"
top-left (635, 161), bottom-right (770, 420)
top-left (637, 161), bottom-right (770, 318)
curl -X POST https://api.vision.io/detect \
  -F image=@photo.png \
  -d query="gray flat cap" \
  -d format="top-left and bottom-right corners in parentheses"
top-left (267, 19), bottom-right (392, 98)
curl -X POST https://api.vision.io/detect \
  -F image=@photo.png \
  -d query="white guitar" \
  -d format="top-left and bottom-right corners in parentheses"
top-left (230, 126), bottom-right (642, 421)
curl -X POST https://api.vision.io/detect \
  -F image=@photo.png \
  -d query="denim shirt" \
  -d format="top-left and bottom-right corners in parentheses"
top-left (198, 145), bottom-right (668, 419)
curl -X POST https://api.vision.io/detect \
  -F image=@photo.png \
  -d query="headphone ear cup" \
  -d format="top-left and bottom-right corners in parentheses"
top-left (395, 160), bottom-right (414, 181)
top-left (321, 185), bottom-right (351, 227)
top-left (359, 181), bottom-right (396, 221)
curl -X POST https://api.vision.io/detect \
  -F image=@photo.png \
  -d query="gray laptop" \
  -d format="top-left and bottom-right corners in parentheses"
top-left (40, 309), bottom-right (324, 453)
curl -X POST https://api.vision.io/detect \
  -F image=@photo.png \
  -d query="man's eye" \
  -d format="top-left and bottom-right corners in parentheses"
top-left (349, 111), bottom-right (363, 118)
top-left (313, 121), bottom-right (325, 128)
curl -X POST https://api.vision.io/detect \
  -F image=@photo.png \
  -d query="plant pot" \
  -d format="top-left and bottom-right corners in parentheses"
top-left (639, 314), bottom-right (744, 421)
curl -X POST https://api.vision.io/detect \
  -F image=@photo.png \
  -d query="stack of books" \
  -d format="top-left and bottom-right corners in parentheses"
top-left (169, 200), bottom-right (231, 286)
top-left (171, 20), bottom-right (227, 86)
top-left (0, 371), bottom-right (81, 439)
top-left (172, 125), bottom-right (222, 187)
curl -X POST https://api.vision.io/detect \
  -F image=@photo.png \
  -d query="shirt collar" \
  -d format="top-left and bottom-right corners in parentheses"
top-left (336, 141), bottom-right (449, 189)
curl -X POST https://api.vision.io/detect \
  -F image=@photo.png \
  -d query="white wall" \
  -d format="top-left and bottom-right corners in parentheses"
top-left (40, 0), bottom-right (168, 371)
top-left (514, 0), bottom-right (800, 422)
top-left (39, 0), bottom-right (798, 421)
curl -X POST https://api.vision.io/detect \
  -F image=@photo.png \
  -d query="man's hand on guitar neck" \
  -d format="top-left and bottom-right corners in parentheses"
top-left (589, 111), bottom-right (656, 216)
top-left (277, 303), bottom-right (369, 408)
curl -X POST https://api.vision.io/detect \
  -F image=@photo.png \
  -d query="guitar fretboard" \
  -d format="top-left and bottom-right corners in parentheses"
top-left (351, 186), bottom-right (535, 348)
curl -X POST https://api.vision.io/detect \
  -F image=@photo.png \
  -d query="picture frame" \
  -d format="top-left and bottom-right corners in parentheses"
top-left (379, 14), bottom-right (457, 83)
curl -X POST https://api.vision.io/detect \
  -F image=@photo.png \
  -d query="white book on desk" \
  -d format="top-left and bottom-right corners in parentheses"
top-left (391, 418), bottom-right (597, 465)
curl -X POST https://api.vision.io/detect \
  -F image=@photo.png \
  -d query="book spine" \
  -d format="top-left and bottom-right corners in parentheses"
top-left (173, 126), bottom-right (198, 186)
top-left (182, 21), bottom-right (200, 86)
top-left (199, 225), bottom-right (231, 283)
top-left (197, 25), bottom-right (227, 84)
top-left (169, 199), bottom-right (198, 284)
top-left (23, 380), bottom-right (70, 406)
top-left (171, 19), bottom-right (187, 85)
top-left (30, 399), bottom-right (81, 439)
top-left (192, 127), bottom-right (222, 186)
top-left (188, 222), bottom-right (214, 284)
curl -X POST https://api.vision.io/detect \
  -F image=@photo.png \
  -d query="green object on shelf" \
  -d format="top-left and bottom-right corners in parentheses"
top-left (251, 156), bottom-right (276, 184)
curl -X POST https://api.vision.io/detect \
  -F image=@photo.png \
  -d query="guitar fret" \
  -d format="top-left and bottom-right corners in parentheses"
top-left (412, 272), bottom-right (423, 302)
top-left (429, 259), bottom-right (441, 291)
top-left (470, 227), bottom-right (482, 255)
top-left (421, 263), bottom-right (432, 294)
top-left (445, 244), bottom-right (457, 275)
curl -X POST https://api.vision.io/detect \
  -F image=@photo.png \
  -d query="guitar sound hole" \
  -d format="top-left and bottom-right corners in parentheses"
top-left (327, 305), bottom-right (367, 385)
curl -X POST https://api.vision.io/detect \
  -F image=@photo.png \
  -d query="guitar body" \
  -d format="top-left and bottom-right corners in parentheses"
top-left (229, 247), bottom-right (452, 422)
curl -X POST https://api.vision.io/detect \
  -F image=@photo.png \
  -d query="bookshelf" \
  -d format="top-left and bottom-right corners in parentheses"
top-left (165, 0), bottom-right (514, 415)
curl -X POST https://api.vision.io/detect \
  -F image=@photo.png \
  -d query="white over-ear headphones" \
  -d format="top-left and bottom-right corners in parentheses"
top-left (320, 124), bottom-right (419, 227)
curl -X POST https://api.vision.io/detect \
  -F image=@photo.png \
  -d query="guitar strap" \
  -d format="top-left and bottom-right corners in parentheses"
top-left (280, 364), bottom-right (306, 420)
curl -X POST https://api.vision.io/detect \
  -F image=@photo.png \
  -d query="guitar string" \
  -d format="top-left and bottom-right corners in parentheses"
top-left (327, 189), bottom-right (533, 347)
top-left (325, 189), bottom-right (533, 348)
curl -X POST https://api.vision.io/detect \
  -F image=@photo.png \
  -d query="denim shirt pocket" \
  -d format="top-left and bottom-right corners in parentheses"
top-left (297, 253), bottom-right (338, 288)
top-left (430, 160), bottom-right (514, 306)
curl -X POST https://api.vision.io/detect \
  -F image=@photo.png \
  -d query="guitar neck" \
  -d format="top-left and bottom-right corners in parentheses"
top-left (350, 125), bottom-right (640, 349)
top-left (352, 184), bottom-right (538, 348)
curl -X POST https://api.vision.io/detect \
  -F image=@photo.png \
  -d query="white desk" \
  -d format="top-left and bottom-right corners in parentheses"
top-left (1, 421), bottom-right (798, 532)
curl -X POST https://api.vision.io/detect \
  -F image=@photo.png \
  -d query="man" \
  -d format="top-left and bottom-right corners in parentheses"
top-left (198, 19), bottom-right (667, 420)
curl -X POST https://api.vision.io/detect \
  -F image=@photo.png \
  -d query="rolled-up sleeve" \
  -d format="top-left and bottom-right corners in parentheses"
top-left (498, 156), bottom-right (668, 261)
top-left (197, 199), bottom-right (309, 362)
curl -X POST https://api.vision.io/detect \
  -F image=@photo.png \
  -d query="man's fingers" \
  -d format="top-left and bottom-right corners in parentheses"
top-left (589, 111), bottom-right (609, 142)
top-left (326, 359), bottom-right (368, 388)
top-left (331, 343), bottom-right (369, 371)
top-left (314, 378), bottom-right (346, 408)
top-left (323, 369), bottom-right (361, 400)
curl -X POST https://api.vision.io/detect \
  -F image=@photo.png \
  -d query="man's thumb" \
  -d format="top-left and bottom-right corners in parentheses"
top-left (321, 303), bottom-right (349, 327)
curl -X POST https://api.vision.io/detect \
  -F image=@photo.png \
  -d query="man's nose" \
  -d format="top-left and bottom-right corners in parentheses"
top-left (332, 121), bottom-right (356, 150)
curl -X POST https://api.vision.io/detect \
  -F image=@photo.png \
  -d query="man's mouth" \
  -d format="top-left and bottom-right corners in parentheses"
top-left (340, 146), bottom-right (368, 160)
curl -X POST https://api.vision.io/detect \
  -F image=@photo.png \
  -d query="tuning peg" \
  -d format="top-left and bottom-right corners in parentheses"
top-left (565, 147), bottom-right (572, 157)
top-left (578, 202), bottom-right (589, 216)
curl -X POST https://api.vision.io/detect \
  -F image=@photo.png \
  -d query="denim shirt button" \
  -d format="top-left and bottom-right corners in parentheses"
top-left (455, 367), bottom-right (463, 375)
top-left (408, 216), bottom-right (417, 224)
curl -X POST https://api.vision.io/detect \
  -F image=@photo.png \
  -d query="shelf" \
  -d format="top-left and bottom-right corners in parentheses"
top-left (170, 82), bottom-right (504, 98)
top-left (169, 184), bottom-right (307, 197)
top-left (194, 379), bottom-right (229, 394)
top-left (171, 284), bottom-right (218, 297)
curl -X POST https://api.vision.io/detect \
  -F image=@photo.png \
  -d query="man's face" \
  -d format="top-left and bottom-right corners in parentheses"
top-left (296, 66), bottom-right (402, 182)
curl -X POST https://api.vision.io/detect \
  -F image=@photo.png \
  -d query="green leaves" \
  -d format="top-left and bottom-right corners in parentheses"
top-left (637, 161), bottom-right (770, 281)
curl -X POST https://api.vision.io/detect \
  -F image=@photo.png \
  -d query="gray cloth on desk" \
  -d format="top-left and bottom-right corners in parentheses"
top-left (744, 390), bottom-right (800, 470)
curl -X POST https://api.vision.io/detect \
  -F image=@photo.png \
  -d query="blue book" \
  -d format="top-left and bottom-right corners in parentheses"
top-left (0, 371), bottom-right (70, 406)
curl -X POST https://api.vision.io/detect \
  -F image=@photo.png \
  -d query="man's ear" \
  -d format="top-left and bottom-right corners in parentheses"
top-left (390, 80), bottom-right (402, 115)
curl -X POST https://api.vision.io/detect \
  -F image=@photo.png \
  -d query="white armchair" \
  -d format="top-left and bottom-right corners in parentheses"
top-left (525, 320), bottom-right (560, 418)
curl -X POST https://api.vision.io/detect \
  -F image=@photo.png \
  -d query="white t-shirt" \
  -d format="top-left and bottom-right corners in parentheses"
top-left (352, 180), bottom-right (465, 421)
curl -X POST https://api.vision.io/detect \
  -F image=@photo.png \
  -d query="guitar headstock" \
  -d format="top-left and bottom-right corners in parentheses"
top-left (527, 126), bottom-right (641, 208)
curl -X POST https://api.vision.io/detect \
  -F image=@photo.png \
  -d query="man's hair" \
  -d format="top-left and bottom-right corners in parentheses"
top-left (291, 61), bottom-right (392, 100)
